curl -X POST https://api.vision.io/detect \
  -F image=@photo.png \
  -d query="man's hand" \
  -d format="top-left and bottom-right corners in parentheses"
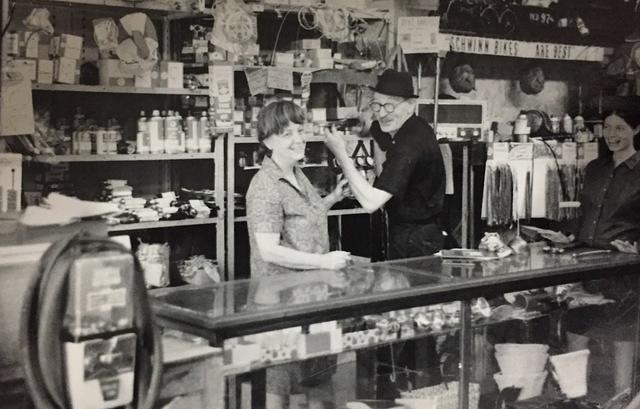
top-left (539, 230), bottom-right (574, 244)
top-left (611, 239), bottom-right (639, 254)
top-left (320, 251), bottom-right (352, 270)
top-left (323, 127), bottom-right (349, 162)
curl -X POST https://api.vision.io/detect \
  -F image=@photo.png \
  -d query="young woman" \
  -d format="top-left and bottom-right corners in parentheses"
top-left (564, 109), bottom-right (640, 393)
top-left (246, 100), bottom-right (351, 277)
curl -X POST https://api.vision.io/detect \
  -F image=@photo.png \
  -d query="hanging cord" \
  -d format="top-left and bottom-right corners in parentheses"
top-left (540, 139), bottom-right (570, 203)
top-left (270, 9), bottom-right (292, 66)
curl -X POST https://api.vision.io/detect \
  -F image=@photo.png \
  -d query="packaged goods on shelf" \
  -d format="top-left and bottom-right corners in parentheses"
top-left (12, 59), bottom-right (37, 82)
top-left (223, 339), bottom-right (261, 366)
top-left (54, 57), bottom-right (80, 84)
top-left (37, 59), bottom-right (53, 84)
top-left (290, 39), bottom-right (322, 50)
top-left (152, 61), bottom-right (184, 88)
top-left (98, 59), bottom-right (135, 87)
top-left (134, 71), bottom-right (152, 88)
top-left (19, 31), bottom-right (40, 59)
top-left (58, 34), bottom-right (83, 60)
top-left (178, 256), bottom-right (220, 285)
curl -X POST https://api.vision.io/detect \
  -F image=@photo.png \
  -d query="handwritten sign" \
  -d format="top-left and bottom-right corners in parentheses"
top-left (267, 67), bottom-right (293, 91)
top-left (440, 33), bottom-right (605, 62)
top-left (245, 68), bottom-right (268, 96)
top-left (398, 17), bottom-right (440, 54)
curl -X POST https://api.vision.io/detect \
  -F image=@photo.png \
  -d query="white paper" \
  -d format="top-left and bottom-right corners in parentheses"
top-left (0, 70), bottom-right (35, 136)
top-left (398, 16), bottom-right (440, 54)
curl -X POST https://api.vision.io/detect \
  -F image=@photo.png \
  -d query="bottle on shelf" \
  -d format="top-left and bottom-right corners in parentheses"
top-left (185, 112), bottom-right (200, 153)
top-left (137, 111), bottom-right (151, 154)
top-left (164, 111), bottom-right (183, 154)
top-left (148, 110), bottom-right (164, 154)
top-left (199, 111), bottom-right (211, 153)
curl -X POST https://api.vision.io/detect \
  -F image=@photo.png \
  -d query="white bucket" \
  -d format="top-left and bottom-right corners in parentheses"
top-left (495, 351), bottom-right (548, 376)
top-left (493, 371), bottom-right (548, 400)
top-left (550, 349), bottom-right (590, 398)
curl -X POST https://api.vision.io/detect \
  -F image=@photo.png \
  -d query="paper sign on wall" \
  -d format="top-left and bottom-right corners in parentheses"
top-left (267, 67), bottom-right (293, 91)
top-left (398, 16), bottom-right (440, 54)
top-left (245, 68), bottom-right (268, 96)
top-left (0, 71), bottom-right (35, 136)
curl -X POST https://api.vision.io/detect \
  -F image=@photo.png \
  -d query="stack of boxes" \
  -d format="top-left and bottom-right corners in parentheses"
top-left (50, 34), bottom-right (83, 84)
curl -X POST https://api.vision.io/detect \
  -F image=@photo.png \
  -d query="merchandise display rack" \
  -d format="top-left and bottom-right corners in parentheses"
top-left (31, 83), bottom-right (209, 95)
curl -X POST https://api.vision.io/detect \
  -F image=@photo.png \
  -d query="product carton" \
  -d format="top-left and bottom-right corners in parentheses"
top-left (54, 57), bottom-right (80, 84)
top-left (19, 31), bottom-right (40, 59)
top-left (0, 154), bottom-right (22, 213)
top-left (290, 39), bottom-right (322, 50)
top-left (12, 59), bottom-right (37, 82)
top-left (166, 61), bottom-right (184, 89)
top-left (209, 63), bottom-right (234, 130)
top-left (37, 59), bottom-right (54, 84)
top-left (274, 52), bottom-right (294, 67)
top-left (307, 48), bottom-right (332, 60)
top-left (59, 34), bottom-right (84, 60)
top-left (98, 59), bottom-right (134, 87)
top-left (134, 71), bottom-right (152, 88)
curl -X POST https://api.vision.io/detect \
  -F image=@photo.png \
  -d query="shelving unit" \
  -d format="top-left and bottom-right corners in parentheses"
top-left (31, 83), bottom-right (209, 95)
top-left (30, 152), bottom-right (217, 163)
top-left (108, 217), bottom-right (218, 234)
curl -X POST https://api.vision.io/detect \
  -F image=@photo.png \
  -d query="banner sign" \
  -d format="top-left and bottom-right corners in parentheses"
top-left (439, 34), bottom-right (605, 62)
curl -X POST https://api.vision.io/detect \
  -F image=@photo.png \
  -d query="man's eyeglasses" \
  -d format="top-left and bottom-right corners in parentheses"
top-left (369, 99), bottom-right (406, 114)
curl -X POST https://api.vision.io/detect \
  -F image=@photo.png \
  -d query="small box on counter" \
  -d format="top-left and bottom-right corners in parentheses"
top-left (327, 106), bottom-right (359, 120)
top-left (12, 59), bottom-right (37, 82)
top-left (290, 39), bottom-right (322, 50)
top-left (223, 339), bottom-right (262, 366)
top-left (98, 59), bottom-right (134, 87)
top-left (307, 48), bottom-right (332, 60)
top-left (19, 31), bottom-right (40, 59)
top-left (311, 108), bottom-right (327, 123)
top-left (37, 59), bottom-right (54, 84)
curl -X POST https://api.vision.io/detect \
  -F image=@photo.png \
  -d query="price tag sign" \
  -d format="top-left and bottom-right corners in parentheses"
top-left (245, 68), bottom-right (268, 96)
top-left (267, 67), bottom-right (293, 91)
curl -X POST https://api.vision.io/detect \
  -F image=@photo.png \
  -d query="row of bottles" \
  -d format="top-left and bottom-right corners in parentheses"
top-left (137, 110), bottom-right (213, 154)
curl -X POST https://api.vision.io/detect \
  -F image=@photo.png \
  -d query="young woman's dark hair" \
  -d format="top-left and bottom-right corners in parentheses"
top-left (257, 100), bottom-right (306, 159)
top-left (602, 109), bottom-right (640, 150)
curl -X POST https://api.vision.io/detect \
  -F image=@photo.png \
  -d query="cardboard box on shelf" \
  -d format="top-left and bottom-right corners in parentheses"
top-left (135, 71), bottom-right (152, 88)
top-left (19, 31), bottom-right (40, 59)
top-left (166, 62), bottom-right (184, 89)
top-left (37, 59), bottom-right (54, 84)
top-left (290, 39), bottom-right (322, 50)
top-left (59, 34), bottom-right (84, 60)
top-left (274, 52), bottom-right (294, 67)
top-left (307, 49), bottom-right (332, 60)
top-left (98, 59), bottom-right (134, 87)
top-left (12, 59), bottom-right (37, 82)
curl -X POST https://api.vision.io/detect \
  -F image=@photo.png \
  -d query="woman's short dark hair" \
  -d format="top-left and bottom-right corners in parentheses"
top-left (257, 100), bottom-right (306, 159)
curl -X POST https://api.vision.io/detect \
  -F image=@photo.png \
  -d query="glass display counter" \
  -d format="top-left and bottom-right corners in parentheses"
top-left (151, 245), bottom-right (640, 409)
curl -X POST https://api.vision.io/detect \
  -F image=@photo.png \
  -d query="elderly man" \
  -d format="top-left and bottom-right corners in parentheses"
top-left (325, 69), bottom-right (446, 259)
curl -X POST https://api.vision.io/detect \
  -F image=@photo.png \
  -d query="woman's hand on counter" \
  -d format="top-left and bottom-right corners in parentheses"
top-left (611, 240), bottom-right (639, 254)
top-left (320, 251), bottom-right (352, 270)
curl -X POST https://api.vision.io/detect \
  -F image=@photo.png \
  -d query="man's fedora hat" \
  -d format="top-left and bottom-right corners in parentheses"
top-left (370, 69), bottom-right (418, 98)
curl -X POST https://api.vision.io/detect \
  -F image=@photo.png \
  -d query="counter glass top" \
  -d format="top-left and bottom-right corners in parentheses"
top-left (151, 246), bottom-right (640, 340)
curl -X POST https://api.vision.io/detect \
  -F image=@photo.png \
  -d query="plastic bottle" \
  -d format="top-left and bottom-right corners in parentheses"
top-left (199, 112), bottom-right (211, 153)
top-left (562, 114), bottom-right (573, 135)
top-left (136, 111), bottom-right (150, 154)
top-left (148, 110), bottom-right (163, 154)
top-left (164, 111), bottom-right (181, 154)
top-left (185, 112), bottom-right (199, 153)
